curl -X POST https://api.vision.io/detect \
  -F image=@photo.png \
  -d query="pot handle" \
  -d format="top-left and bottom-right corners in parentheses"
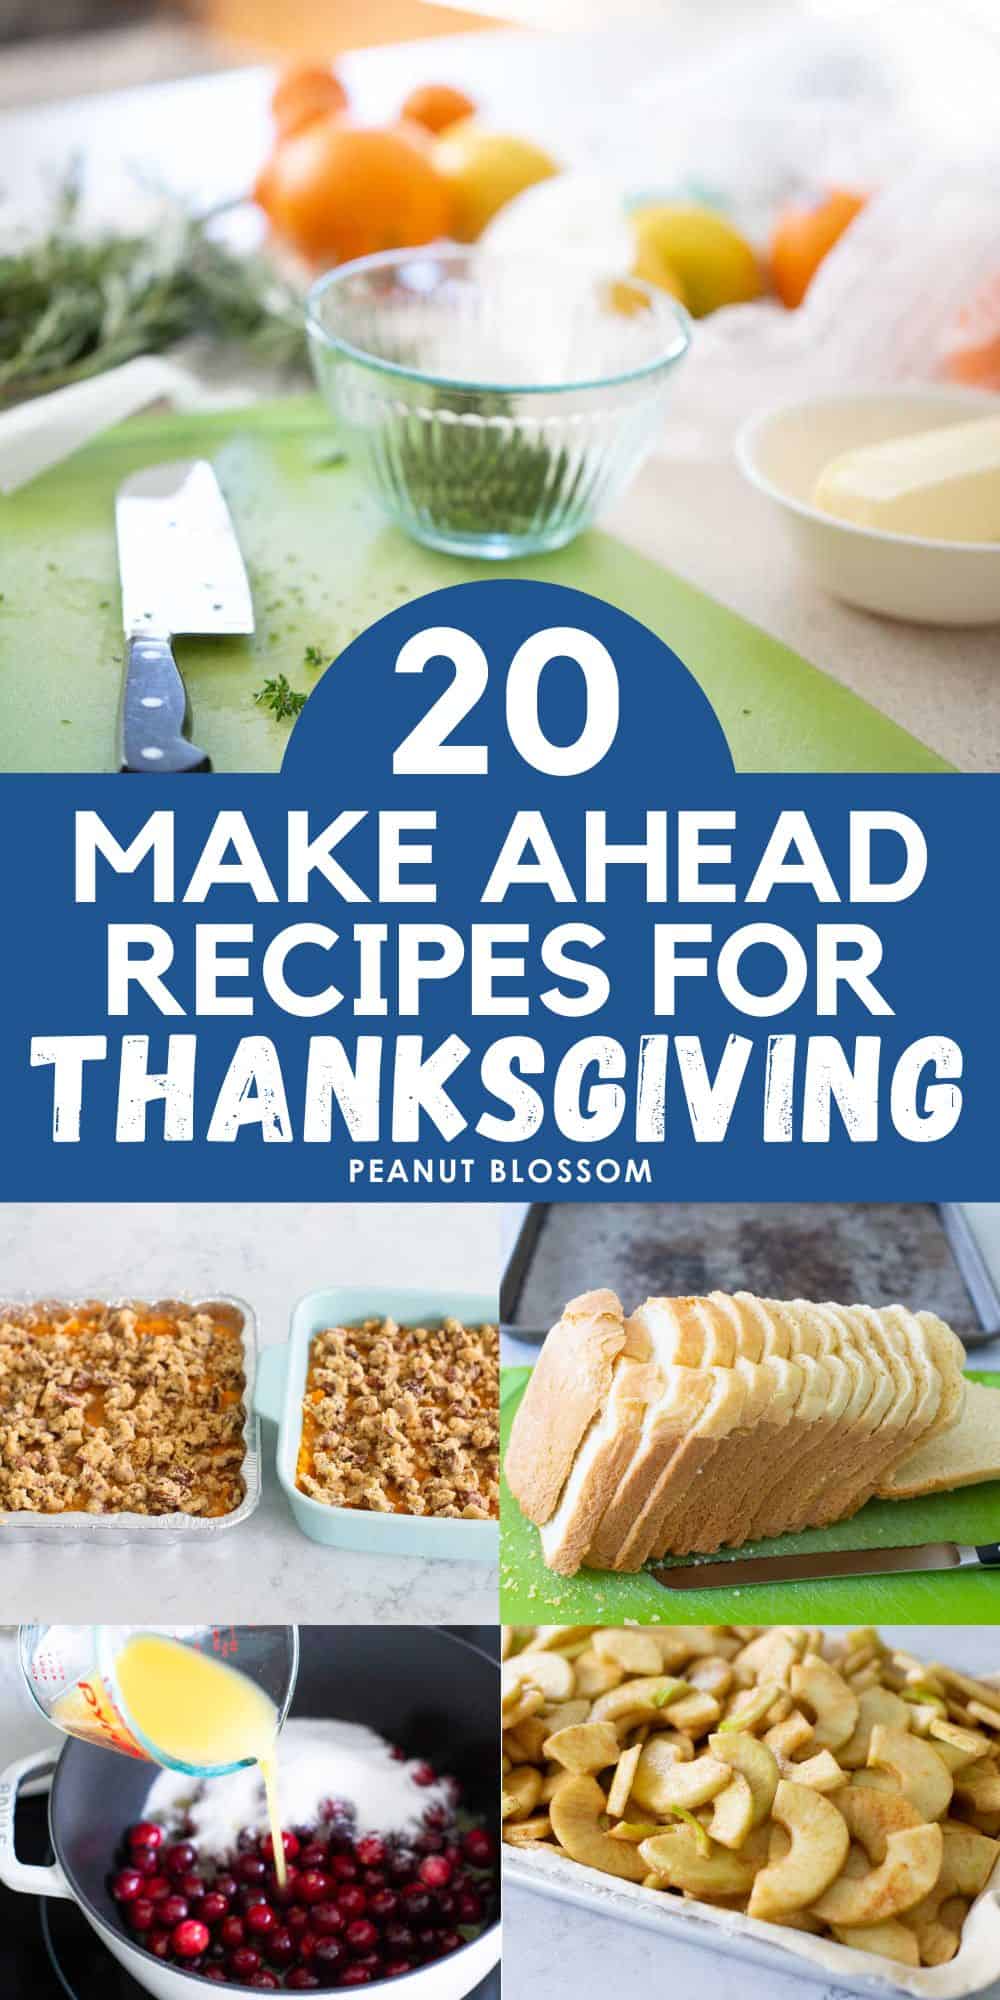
top-left (0, 1748), bottom-right (73, 1899)
top-left (253, 1341), bottom-right (290, 1426)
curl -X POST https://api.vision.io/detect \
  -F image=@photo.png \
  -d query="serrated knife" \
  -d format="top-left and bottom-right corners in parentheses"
top-left (654, 1542), bottom-right (1000, 1590)
top-left (115, 459), bottom-right (254, 773)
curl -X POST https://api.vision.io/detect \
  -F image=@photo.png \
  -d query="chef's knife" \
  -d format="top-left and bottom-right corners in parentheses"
top-left (115, 459), bottom-right (254, 773)
top-left (654, 1542), bottom-right (1000, 1591)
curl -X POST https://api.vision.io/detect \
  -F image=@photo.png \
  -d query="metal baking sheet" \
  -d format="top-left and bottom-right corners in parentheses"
top-left (0, 1294), bottom-right (261, 1542)
top-left (503, 1202), bottom-right (996, 1344)
top-left (505, 1840), bottom-right (1000, 2000)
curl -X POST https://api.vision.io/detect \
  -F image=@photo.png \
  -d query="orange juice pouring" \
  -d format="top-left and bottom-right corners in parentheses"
top-left (20, 1624), bottom-right (299, 1882)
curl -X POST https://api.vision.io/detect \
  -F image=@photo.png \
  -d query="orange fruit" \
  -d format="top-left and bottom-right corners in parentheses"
top-left (401, 81), bottom-right (476, 135)
top-left (945, 276), bottom-right (1000, 389)
top-left (769, 188), bottom-right (866, 308)
top-left (255, 116), bottom-right (452, 265)
top-left (271, 63), bottom-right (348, 141)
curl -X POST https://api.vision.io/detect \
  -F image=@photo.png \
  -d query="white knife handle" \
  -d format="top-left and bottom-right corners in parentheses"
top-left (120, 635), bottom-right (212, 774)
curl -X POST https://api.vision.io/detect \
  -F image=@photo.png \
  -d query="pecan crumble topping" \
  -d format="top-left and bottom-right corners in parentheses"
top-left (0, 1301), bottom-right (247, 1517)
top-left (296, 1315), bottom-right (499, 1519)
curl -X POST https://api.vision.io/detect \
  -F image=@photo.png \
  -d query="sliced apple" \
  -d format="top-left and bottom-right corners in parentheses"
top-left (606, 1742), bottom-right (642, 1819)
top-left (839, 1687), bottom-right (909, 1769)
top-left (503, 1766), bottom-right (543, 1821)
top-left (811, 1823), bottom-right (943, 1925)
top-left (638, 1825), bottom-right (758, 1899)
top-left (868, 1724), bottom-right (953, 1822)
top-left (790, 1656), bottom-right (859, 1752)
top-left (549, 1775), bottom-right (646, 1882)
top-left (833, 1784), bottom-right (922, 1861)
top-left (543, 1721), bottom-right (621, 1775)
top-left (748, 1780), bottom-right (850, 1919)
top-left (708, 1773), bottom-right (754, 1850)
top-left (830, 1918), bottom-right (920, 1966)
top-left (592, 1630), bottom-right (665, 1676)
top-left (709, 1729), bottom-right (779, 1827)
top-left (782, 1750), bottom-right (846, 1794)
top-left (503, 1651), bottom-right (575, 1704)
top-left (632, 1746), bottom-right (730, 1813)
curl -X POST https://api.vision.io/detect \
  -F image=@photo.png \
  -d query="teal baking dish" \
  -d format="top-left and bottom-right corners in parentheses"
top-left (253, 1286), bottom-right (499, 1562)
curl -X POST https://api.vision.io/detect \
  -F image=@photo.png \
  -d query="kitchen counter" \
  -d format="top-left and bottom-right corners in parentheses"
top-left (0, 1202), bottom-right (499, 1623)
top-left (1, 13), bottom-right (997, 772)
top-left (505, 1625), bottom-right (1000, 2000)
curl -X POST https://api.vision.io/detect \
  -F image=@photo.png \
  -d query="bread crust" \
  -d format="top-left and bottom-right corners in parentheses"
top-left (504, 1288), bottom-right (626, 1526)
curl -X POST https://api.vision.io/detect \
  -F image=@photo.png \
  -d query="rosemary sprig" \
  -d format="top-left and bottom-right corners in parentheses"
top-left (0, 173), bottom-right (308, 399)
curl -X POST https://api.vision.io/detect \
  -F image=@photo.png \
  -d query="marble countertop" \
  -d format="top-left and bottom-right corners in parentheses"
top-left (505, 1625), bottom-right (1000, 2000)
top-left (0, 1201), bottom-right (499, 1622)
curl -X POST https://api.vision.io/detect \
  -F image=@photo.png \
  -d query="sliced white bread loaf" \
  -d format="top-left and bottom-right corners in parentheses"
top-left (878, 1378), bottom-right (1000, 1498)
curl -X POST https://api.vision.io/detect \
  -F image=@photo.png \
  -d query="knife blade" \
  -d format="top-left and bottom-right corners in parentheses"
top-left (653, 1542), bottom-right (1000, 1591)
top-left (115, 459), bottom-right (254, 774)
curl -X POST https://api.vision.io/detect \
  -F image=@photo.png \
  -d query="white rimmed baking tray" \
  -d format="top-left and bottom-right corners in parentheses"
top-left (0, 1294), bottom-right (261, 1542)
top-left (504, 1840), bottom-right (1000, 2000)
top-left (505, 1840), bottom-right (1000, 1999)
top-left (253, 1285), bottom-right (498, 1562)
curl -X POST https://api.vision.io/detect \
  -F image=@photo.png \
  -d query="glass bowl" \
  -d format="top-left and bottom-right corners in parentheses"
top-left (306, 246), bottom-right (691, 558)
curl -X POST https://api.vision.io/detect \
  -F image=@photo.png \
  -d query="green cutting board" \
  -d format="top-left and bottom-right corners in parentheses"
top-left (0, 396), bottom-right (950, 775)
top-left (500, 1368), bottom-right (1000, 1624)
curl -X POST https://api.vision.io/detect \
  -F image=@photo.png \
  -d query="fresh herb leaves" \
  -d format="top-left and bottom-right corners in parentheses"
top-left (0, 174), bottom-right (309, 398)
top-left (253, 674), bottom-right (307, 722)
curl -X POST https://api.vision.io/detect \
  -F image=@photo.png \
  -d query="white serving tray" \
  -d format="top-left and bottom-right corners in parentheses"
top-left (505, 1842), bottom-right (1000, 1999)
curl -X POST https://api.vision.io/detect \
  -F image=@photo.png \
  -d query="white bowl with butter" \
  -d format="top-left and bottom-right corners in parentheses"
top-left (736, 387), bottom-right (1000, 625)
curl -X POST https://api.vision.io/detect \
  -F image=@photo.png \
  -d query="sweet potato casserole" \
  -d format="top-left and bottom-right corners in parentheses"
top-left (296, 1314), bottom-right (499, 1519)
top-left (0, 1300), bottom-right (247, 1517)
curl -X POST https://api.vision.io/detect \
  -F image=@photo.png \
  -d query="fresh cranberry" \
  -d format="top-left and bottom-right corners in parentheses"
top-left (439, 1931), bottom-right (463, 1953)
top-left (346, 1919), bottom-right (378, 1954)
top-left (131, 1848), bottom-right (160, 1876)
top-left (354, 1835), bottom-right (386, 1868)
top-left (201, 1891), bottom-right (229, 1924)
top-left (320, 1797), bottom-right (355, 1821)
top-left (297, 1931), bottom-right (319, 1962)
top-left (386, 1849), bottom-right (416, 1883)
top-left (389, 1746), bottom-right (406, 1762)
top-left (383, 1963), bottom-right (413, 1978)
top-left (269, 1867), bottom-right (299, 1905)
top-left (361, 1870), bottom-right (385, 1891)
top-left (401, 1887), bottom-right (431, 1919)
top-left (297, 1842), bottom-right (328, 1871)
top-left (411, 1762), bottom-right (436, 1787)
top-left (148, 1932), bottom-right (172, 1960)
top-left (266, 1925), bottom-right (296, 1967)
top-left (204, 1970), bottom-right (228, 1984)
top-left (369, 1889), bottom-right (398, 1920)
top-left (456, 1888), bottom-right (483, 1923)
top-left (418, 1854), bottom-right (452, 1889)
top-left (297, 1869), bottom-right (332, 1905)
top-left (228, 1946), bottom-right (261, 1978)
top-left (285, 1907), bottom-right (310, 1936)
top-left (285, 1974), bottom-right (319, 1991)
top-left (129, 1900), bottom-right (156, 1932)
top-left (249, 1975), bottom-right (278, 1990)
top-left (237, 1854), bottom-right (268, 1884)
top-left (337, 1885), bottom-right (368, 1921)
top-left (338, 1966), bottom-right (372, 1987)
top-left (144, 1875), bottom-right (171, 1902)
top-left (423, 1804), bottom-right (449, 1830)
top-left (158, 1894), bottom-right (189, 1926)
top-left (311, 1934), bottom-right (345, 1970)
top-left (237, 1827), bottom-right (259, 1852)
top-left (462, 1827), bottom-right (495, 1867)
top-left (329, 1853), bottom-right (357, 1882)
top-left (437, 1893), bottom-right (458, 1920)
top-left (383, 1924), bottom-right (415, 1952)
top-left (312, 1901), bottom-right (344, 1936)
top-left (173, 1918), bottom-right (211, 1959)
top-left (180, 1871), bottom-right (206, 1900)
top-left (261, 1829), bottom-right (299, 1865)
top-left (128, 1821), bottom-right (163, 1850)
top-left (111, 1868), bottom-right (144, 1903)
top-left (416, 1928), bottom-right (442, 1956)
top-left (214, 1872), bottom-right (239, 1902)
top-left (164, 1842), bottom-right (196, 1877)
top-left (352, 1956), bottom-right (383, 1975)
top-left (241, 1887), bottom-right (269, 1914)
top-left (443, 1844), bottom-right (463, 1869)
top-left (220, 1914), bottom-right (245, 1948)
top-left (415, 1831), bottom-right (443, 1855)
top-left (245, 1903), bottom-right (277, 1936)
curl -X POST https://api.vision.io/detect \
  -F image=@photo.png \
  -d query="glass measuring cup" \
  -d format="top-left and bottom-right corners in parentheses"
top-left (18, 1624), bottom-right (299, 1776)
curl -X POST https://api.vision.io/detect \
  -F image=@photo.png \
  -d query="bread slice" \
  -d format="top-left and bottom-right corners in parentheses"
top-left (539, 1335), bottom-right (660, 1576)
top-left (878, 1379), bottom-right (1000, 1498)
top-left (762, 1301), bottom-right (876, 1538)
top-left (504, 1288), bottom-right (627, 1527)
top-left (578, 1295), bottom-right (735, 1570)
top-left (607, 1360), bottom-right (750, 1571)
top-left (788, 1303), bottom-right (906, 1530)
